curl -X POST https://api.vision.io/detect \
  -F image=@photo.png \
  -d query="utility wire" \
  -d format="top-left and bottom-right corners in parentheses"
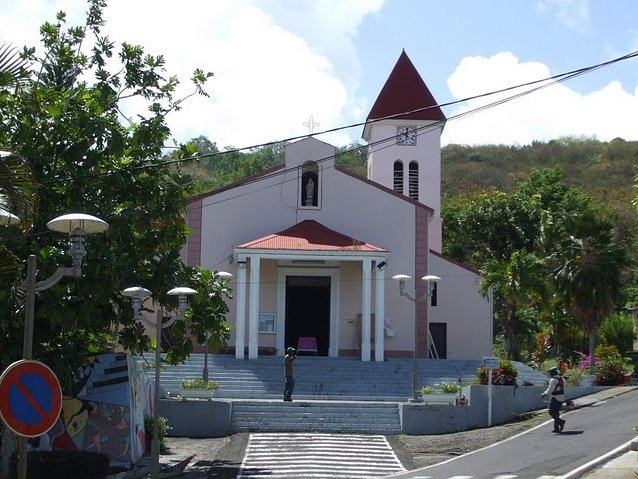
top-left (41, 49), bottom-right (638, 188)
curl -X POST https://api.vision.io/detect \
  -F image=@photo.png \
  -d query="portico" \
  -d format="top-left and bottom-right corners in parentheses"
top-left (232, 220), bottom-right (388, 362)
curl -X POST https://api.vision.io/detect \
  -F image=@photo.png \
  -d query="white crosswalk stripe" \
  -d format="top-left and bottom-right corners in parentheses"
top-left (237, 433), bottom-right (406, 479)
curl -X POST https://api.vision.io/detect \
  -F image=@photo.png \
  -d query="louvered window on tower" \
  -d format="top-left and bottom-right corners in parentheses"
top-left (409, 161), bottom-right (419, 201)
top-left (393, 160), bottom-right (403, 193)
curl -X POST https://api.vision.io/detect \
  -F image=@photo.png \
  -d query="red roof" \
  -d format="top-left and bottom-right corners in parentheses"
top-left (238, 220), bottom-right (386, 252)
top-left (366, 50), bottom-right (446, 123)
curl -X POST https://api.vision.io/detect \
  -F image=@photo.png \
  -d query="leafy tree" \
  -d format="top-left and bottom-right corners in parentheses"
top-left (548, 210), bottom-right (630, 370)
top-left (168, 267), bottom-right (233, 366)
top-left (175, 136), bottom-right (285, 193)
top-left (335, 143), bottom-right (367, 176)
top-left (0, 2), bottom-right (220, 385)
top-left (479, 250), bottom-right (548, 360)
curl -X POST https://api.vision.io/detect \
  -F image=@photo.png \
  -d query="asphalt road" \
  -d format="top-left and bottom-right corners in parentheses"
top-left (387, 387), bottom-right (638, 478)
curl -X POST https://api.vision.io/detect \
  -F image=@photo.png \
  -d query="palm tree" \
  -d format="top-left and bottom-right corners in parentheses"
top-left (1, 42), bottom-right (34, 287)
top-left (0, 41), bottom-right (30, 90)
top-left (480, 250), bottom-right (549, 360)
top-left (0, 151), bottom-right (35, 288)
top-left (550, 211), bottom-right (629, 371)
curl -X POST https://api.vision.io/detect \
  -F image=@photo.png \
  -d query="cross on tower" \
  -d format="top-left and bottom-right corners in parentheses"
top-left (303, 115), bottom-right (320, 135)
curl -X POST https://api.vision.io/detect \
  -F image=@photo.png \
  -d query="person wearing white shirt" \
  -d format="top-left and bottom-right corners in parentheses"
top-left (540, 366), bottom-right (566, 432)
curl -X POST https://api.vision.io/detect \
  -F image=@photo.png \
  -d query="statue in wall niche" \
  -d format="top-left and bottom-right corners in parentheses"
top-left (305, 177), bottom-right (314, 205)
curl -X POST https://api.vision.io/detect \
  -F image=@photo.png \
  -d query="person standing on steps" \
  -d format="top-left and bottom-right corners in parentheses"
top-left (284, 347), bottom-right (296, 402)
top-left (540, 366), bottom-right (566, 432)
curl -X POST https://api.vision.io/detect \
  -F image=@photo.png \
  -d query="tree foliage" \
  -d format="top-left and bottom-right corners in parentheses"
top-left (0, 1), bottom-right (223, 387)
top-left (546, 210), bottom-right (630, 368)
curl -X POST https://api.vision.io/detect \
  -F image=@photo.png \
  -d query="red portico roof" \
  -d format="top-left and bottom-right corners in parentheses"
top-left (238, 220), bottom-right (386, 252)
top-left (366, 50), bottom-right (446, 123)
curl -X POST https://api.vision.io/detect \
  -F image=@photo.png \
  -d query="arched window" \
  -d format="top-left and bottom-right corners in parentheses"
top-left (393, 160), bottom-right (403, 194)
top-left (408, 161), bottom-right (419, 201)
top-left (301, 161), bottom-right (319, 207)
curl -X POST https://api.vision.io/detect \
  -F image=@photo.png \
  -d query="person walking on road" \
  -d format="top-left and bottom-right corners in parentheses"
top-left (541, 366), bottom-right (566, 432)
top-left (284, 346), bottom-right (296, 402)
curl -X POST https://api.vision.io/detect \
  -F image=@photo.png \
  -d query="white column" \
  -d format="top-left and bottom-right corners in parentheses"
top-left (361, 258), bottom-right (372, 361)
top-left (248, 255), bottom-right (261, 359)
top-left (235, 262), bottom-right (247, 359)
top-left (374, 263), bottom-right (385, 362)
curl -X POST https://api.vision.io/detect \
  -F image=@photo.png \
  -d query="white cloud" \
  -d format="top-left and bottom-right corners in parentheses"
top-left (536, 0), bottom-right (590, 32)
top-left (442, 52), bottom-right (638, 145)
top-left (1, 0), bottom-right (382, 149)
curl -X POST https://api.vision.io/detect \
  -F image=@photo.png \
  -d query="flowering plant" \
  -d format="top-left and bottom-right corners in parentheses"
top-left (574, 351), bottom-right (601, 369)
top-left (180, 378), bottom-right (219, 390)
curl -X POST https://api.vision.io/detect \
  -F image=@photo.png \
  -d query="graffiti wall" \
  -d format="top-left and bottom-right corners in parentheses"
top-left (44, 353), bottom-right (151, 468)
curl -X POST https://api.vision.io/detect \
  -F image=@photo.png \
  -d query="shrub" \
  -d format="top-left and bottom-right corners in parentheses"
top-left (11, 450), bottom-right (110, 479)
top-left (475, 359), bottom-right (519, 385)
top-left (595, 355), bottom-right (632, 386)
top-left (144, 415), bottom-right (171, 450)
top-left (564, 366), bottom-right (588, 386)
top-left (180, 378), bottom-right (219, 390)
top-left (421, 385), bottom-right (436, 395)
top-left (598, 313), bottom-right (636, 354)
top-left (439, 382), bottom-right (461, 394)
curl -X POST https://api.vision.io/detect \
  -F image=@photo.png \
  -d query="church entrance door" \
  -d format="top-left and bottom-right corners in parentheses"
top-left (285, 276), bottom-right (331, 356)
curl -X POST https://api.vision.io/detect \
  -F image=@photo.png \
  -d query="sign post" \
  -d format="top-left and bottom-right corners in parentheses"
top-left (482, 356), bottom-right (500, 427)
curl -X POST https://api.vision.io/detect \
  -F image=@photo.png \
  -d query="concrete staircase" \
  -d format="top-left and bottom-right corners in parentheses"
top-left (150, 354), bottom-right (547, 434)
top-left (230, 400), bottom-right (402, 434)
top-left (149, 354), bottom-right (547, 401)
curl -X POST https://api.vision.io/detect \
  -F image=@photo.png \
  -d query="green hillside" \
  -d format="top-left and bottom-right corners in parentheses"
top-left (441, 137), bottom-right (638, 226)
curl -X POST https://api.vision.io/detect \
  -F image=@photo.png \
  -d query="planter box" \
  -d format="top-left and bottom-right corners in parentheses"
top-left (422, 393), bottom-right (457, 405)
top-left (179, 388), bottom-right (218, 400)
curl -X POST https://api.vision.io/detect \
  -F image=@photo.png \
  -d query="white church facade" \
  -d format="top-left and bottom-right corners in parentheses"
top-left (185, 51), bottom-right (492, 361)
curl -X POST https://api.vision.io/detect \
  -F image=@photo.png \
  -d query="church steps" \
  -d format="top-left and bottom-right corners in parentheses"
top-left (148, 354), bottom-right (547, 401)
top-left (229, 400), bottom-right (402, 434)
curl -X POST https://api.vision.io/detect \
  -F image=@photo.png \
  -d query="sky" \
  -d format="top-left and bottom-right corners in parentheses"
top-left (1, 0), bottom-right (637, 150)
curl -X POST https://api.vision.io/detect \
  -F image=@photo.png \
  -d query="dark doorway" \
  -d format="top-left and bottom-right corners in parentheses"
top-left (285, 276), bottom-right (330, 356)
top-left (429, 322), bottom-right (447, 359)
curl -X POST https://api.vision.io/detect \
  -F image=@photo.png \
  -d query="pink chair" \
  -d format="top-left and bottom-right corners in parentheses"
top-left (297, 336), bottom-right (318, 355)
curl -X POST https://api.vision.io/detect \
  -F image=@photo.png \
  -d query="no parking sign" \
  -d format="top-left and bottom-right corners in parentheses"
top-left (0, 360), bottom-right (63, 437)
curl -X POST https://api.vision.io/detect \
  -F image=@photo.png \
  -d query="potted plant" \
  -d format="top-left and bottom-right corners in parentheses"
top-left (476, 359), bottom-right (518, 385)
top-left (421, 382), bottom-right (459, 405)
top-left (179, 378), bottom-right (220, 400)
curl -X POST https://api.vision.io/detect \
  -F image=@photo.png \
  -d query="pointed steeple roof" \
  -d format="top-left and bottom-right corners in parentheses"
top-left (366, 50), bottom-right (446, 123)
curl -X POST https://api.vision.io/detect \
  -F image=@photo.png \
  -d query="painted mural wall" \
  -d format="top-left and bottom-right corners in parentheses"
top-left (43, 353), bottom-right (151, 468)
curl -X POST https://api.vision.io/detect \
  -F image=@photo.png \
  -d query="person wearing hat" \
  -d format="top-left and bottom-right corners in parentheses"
top-left (540, 366), bottom-right (566, 432)
top-left (283, 347), bottom-right (297, 402)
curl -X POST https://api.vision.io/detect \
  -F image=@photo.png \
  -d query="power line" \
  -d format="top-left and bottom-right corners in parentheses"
top-left (40, 48), bottom-right (638, 188)
top-left (195, 49), bottom-right (638, 210)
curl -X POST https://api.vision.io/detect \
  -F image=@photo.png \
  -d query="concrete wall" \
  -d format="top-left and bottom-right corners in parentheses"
top-left (159, 400), bottom-right (232, 438)
top-left (401, 384), bottom-right (607, 435)
top-left (161, 385), bottom-right (608, 437)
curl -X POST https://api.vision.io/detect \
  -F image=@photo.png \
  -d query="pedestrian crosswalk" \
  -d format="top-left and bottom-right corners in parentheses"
top-left (237, 433), bottom-right (406, 478)
top-left (389, 474), bottom-right (561, 478)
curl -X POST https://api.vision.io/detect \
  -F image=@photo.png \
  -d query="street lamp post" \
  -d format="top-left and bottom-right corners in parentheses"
top-left (121, 285), bottom-right (196, 479)
top-left (1, 213), bottom-right (109, 479)
top-left (202, 271), bottom-right (233, 382)
top-left (392, 274), bottom-right (441, 402)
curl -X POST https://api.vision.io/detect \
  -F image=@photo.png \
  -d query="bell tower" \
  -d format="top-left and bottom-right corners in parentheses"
top-left (362, 50), bottom-right (446, 252)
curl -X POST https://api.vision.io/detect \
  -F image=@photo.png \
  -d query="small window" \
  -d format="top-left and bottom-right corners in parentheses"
top-left (409, 161), bottom-right (418, 201)
top-left (393, 160), bottom-right (403, 193)
top-left (301, 161), bottom-right (319, 207)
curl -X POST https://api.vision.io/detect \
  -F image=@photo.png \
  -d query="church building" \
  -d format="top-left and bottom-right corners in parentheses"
top-left (185, 51), bottom-right (492, 361)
